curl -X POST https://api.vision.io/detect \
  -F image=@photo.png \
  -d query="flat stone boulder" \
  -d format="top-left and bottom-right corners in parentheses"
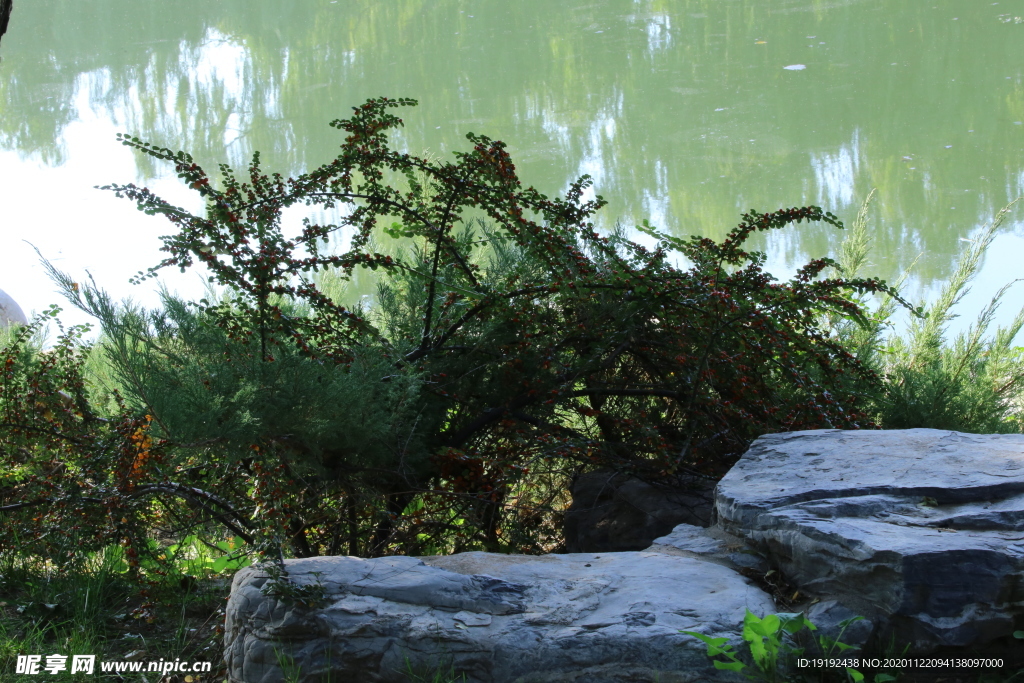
top-left (714, 428), bottom-right (1024, 653)
top-left (224, 552), bottom-right (774, 682)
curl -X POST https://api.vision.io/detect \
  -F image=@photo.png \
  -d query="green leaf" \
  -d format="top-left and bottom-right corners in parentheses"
top-left (745, 612), bottom-right (781, 638)
top-left (778, 611), bottom-right (817, 633)
top-left (635, 219), bottom-right (659, 237)
top-left (681, 631), bottom-right (730, 650)
top-left (680, 631), bottom-right (736, 659)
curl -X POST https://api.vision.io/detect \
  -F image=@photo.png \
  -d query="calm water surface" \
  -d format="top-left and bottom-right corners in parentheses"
top-left (2, 0), bottom-right (1024, 339)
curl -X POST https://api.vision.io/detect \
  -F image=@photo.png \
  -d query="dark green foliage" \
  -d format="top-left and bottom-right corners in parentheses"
top-left (4, 97), bottom-right (914, 562)
top-left (0, 527), bottom-right (229, 681)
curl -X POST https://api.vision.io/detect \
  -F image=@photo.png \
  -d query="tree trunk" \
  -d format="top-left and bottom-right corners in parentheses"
top-left (368, 490), bottom-right (414, 557)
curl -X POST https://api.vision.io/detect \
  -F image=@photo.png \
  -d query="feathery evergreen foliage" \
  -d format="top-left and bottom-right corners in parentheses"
top-left (826, 190), bottom-right (1024, 433)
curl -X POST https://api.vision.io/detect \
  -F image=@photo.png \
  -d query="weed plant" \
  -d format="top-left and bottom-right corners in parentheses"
top-left (0, 525), bottom-right (229, 681)
top-left (683, 609), bottom-right (880, 683)
top-left (401, 656), bottom-right (468, 683)
top-left (685, 610), bottom-right (1024, 683)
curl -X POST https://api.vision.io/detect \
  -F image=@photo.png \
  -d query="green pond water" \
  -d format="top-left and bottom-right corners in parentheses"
top-left (2, 0), bottom-right (1024, 339)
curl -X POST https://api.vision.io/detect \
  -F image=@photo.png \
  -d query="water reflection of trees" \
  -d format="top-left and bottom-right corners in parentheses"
top-left (1, 0), bottom-right (1022, 287)
top-left (0, 0), bottom-right (12, 46)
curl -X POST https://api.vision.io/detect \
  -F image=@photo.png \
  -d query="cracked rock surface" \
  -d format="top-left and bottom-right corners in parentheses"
top-left (224, 552), bottom-right (772, 683)
top-left (714, 428), bottom-right (1024, 651)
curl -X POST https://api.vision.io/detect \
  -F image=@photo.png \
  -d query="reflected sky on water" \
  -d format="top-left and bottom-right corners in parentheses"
top-left (2, 0), bottom-right (1023, 342)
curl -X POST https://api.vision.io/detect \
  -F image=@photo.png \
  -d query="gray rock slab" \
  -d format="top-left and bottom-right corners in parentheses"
top-left (715, 428), bottom-right (1024, 652)
top-left (0, 288), bottom-right (27, 328)
top-left (649, 523), bottom-right (770, 575)
top-left (224, 552), bottom-right (774, 683)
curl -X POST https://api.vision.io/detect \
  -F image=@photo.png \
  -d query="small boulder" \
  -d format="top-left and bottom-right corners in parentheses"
top-left (0, 288), bottom-right (27, 328)
top-left (563, 470), bottom-right (716, 552)
top-left (224, 552), bottom-right (774, 682)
